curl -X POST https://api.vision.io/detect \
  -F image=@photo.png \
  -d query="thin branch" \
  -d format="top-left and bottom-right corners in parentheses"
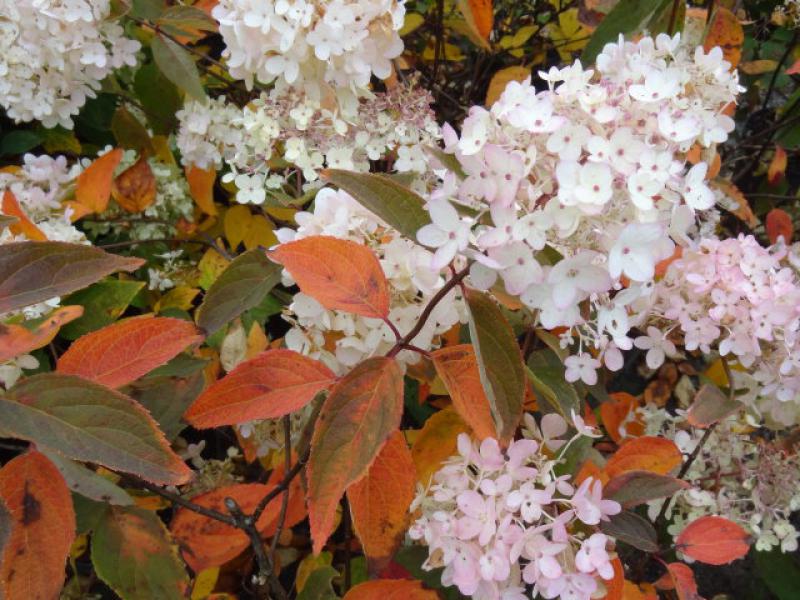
top-left (268, 416), bottom-right (293, 560)
top-left (252, 444), bottom-right (310, 523)
top-left (98, 238), bottom-right (217, 251)
top-left (135, 480), bottom-right (237, 526)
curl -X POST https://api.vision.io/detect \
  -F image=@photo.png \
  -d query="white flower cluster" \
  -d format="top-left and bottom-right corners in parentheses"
top-left (176, 83), bottom-right (439, 204)
top-left (275, 187), bottom-right (466, 374)
top-left (212, 0), bottom-right (404, 92)
top-left (418, 33), bottom-right (742, 386)
top-left (641, 408), bottom-right (800, 555)
top-left (0, 0), bottom-right (140, 128)
top-left (648, 236), bottom-right (800, 427)
top-left (409, 424), bottom-right (621, 600)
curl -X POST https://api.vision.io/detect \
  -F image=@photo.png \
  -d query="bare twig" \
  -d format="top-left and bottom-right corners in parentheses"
top-left (135, 480), bottom-right (237, 526)
top-left (268, 416), bottom-right (293, 560)
top-left (98, 238), bottom-right (217, 251)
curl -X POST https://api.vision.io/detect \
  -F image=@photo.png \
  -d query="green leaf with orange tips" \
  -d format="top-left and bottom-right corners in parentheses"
top-left (0, 373), bottom-right (192, 485)
top-left (343, 579), bottom-right (441, 600)
top-left (1, 190), bottom-right (46, 241)
top-left (75, 148), bottom-right (124, 213)
top-left (308, 357), bottom-right (404, 554)
top-left (92, 506), bottom-right (189, 600)
top-left (347, 431), bottom-right (416, 566)
top-left (0, 305), bottom-right (83, 363)
top-left (184, 349), bottom-right (337, 428)
top-left (675, 515), bottom-right (750, 565)
top-left (0, 241), bottom-right (143, 314)
top-left (270, 235), bottom-right (390, 319)
top-left (411, 407), bottom-right (469, 486)
top-left (432, 344), bottom-right (497, 441)
top-left (605, 436), bottom-right (682, 478)
top-left (186, 165), bottom-right (218, 215)
top-left (0, 450), bottom-right (76, 600)
top-left (57, 315), bottom-right (204, 389)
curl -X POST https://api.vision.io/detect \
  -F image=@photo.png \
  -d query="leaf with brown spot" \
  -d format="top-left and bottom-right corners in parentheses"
top-left (605, 436), bottom-right (682, 478)
top-left (675, 516), bottom-right (750, 565)
top-left (0, 241), bottom-right (143, 315)
top-left (347, 431), bottom-right (416, 566)
top-left (1, 191), bottom-right (46, 241)
top-left (186, 165), bottom-right (217, 215)
top-left (57, 315), bottom-right (203, 389)
top-left (111, 156), bottom-right (157, 213)
top-left (269, 235), bottom-right (390, 319)
top-left (75, 148), bottom-right (124, 213)
top-left (703, 7), bottom-right (744, 69)
top-left (432, 344), bottom-right (497, 441)
top-left (766, 208), bottom-right (794, 244)
top-left (92, 506), bottom-right (189, 600)
top-left (343, 579), bottom-right (440, 600)
top-left (0, 373), bottom-right (192, 485)
top-left (308, 357), bottom-right (404, 554)
top-left (0, 450), bottom-right (75, 600)
top-left (185, 349), bottom-right (336, 428)
top-left (0, 305), bottom-right (83, 363)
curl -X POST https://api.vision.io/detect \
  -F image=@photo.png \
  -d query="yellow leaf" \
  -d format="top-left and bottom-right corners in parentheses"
top-left (198, 248), bottom-right (230, 290)
top-left (546, 9), bottom-right (591, 61)
top-left (157, 286), bottom-right (200, 312)
top-left (412, 407), bottom-right (469, 486)
top-left (70, 534), bottom-right (88, 560)
top-left (422, 41), bottom-right (466, 61)
top-left (224, 205), bottom-right (252, 249)
top-left (738, 59), bottom-right (778, 75)
top-left (485, 65), bottom-right (531, 106)
top-left (152, 135), bottom-right (178, 168)
top-left (400, 13), bottom-right (425, 36)
top-left (246, 322), bottom-right (268, 358)
top-left (187, 165), bottom-right (218, 216)
top-left (296, 551), bottom-right (333, 593)
top-left (243, 215), bottom-right (277, 250)
top-left (191, 567), bottom-right (220, 600)
top-left (264, 205), bottom-right (297, 222)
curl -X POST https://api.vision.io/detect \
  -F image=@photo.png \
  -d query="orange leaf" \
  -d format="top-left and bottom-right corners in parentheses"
top-left (411, 407), bottom-right (469, 486)
top-left (269, 236), bottom-right (390, 319)
top-left (0, 305), bottom-right (83, 363)
top-left (57, 315), bottom-right (203, 388)
top-left (343, 579), bottom-right (441, 600)
top-left (768, 145), bottom-right (788, 186)
top-left (171, 473), bottom-right (305, 572)
top-left (347, 431), bottom-right (416, 565)
top-left (2, 191), bottom-right (46, 241)
top-left (463, 0), bottom-right (493, 40)
top-left (703, 7), bottom-right (744, 69)
top-left (75, 148), bottom-right (124, 213)
top-left (657, 562), bottom-right (701, 600)
top-left (766, 208), bottom-right (794, 244)
top-left (308, 357), bottom-right (404, 554)
top-left (184, 349), bottom-right (336, 428)
top-left (599, 392), bottom-right (643, 444)
top-left (0, 450), bottom-right (76, 600)
top-left (605, 436), bottom-right (682, 478)
top-left (431, 344), bottom-right (497, 441)
top-left (111, 156), bottom-right (157, 213)
top-left (714, 181), bottom-right (758, 228)
top-left (675, 516), bottom-right (750, 565)
top-left (186, 165), bottom-right (218, 216)
top-left (601, 557), bottom-right (625, 600)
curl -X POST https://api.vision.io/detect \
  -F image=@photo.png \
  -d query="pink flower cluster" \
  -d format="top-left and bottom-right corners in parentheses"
top-left (651, 236), bottom-right (800, 426)
top-left (409, 432), bottom-right (621, 600)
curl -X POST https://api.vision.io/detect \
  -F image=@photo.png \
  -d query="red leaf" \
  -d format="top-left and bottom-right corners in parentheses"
top-left (269, 235), bottom-right (390, 318)
top-left (787, 57), bottom-right (800, 76)
top-left (308, 357), bottom-right (404, 554)
top-left (657, 562), bottom-right (702, 600)
top-left (184, 349), bottom-right (336, 428)
top-left (676, 516), bottom-right (750, 565)
top-left (57, 315), bottom-right (203, 388)
top-left (431, 344), bottom-right (497, 441)
top-left (766, 208), bottom-right (794, 244)
top-left (347, 431), bottom-right (416, 566)
top-left (343, 579), bottom-right (441, 600)
top-left (0, 451), bottom-right (76, 600)
top-left (76, 148), bottom-right (124, 213)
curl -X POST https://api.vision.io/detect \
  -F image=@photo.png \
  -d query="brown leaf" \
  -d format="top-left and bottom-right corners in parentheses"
top-left (0, 451), bottom-right (76, 600)
top-left (111, 156), bottom-right (157, 213)
top-left (75, 148), bottom-right (124, 213)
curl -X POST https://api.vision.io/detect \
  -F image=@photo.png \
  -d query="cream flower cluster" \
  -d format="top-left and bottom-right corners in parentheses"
top-left (275, 187), bottom-right (465, 374)
top-left (409, 428), bottom-right (621, 600)
top-left (0, 0), bottom-right (140, 129)
top-left (176, 83), bottom-right (439, 204)
top-left (641, 408), bottom-right (800, 555)
top-left (648, 236), bottom-right (800, 427)
top-left (417, 33), bottom-right (741, 387)
top-left (212, 0), bottom-right (404, 92)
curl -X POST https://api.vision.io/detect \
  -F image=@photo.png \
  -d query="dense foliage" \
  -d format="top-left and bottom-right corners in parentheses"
top-left (1, 1), bottom-right (799, 599)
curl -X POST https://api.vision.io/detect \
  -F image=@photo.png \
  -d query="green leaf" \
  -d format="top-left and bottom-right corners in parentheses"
top-left (0, 130), bottom-right (42, 155)
top-left (111, 106), bottom-right (156, 155)
top-left (296, 565), bottom-right (339, 600)
top-left (151, 34), bottom-right (206, 102)
top-left (92, 506), bottom-right (189, 600)
top-left (128, 372), bottom-right (205, 441)
top-left (133, 63), bottom-right (182, 135)
top-left (156, 6), bottom-right (217, 40)
top-left (60, 280), bottom-right (145, 340)
top-left (600, 510), bottom-right (660, 553)
top-left (131, 0), bottom-right (165, 19)
top-left (603, 470), bottom-right (689, 508)
top-left (424, 146), bottom-right (466, 179)
top-left (582, 0), bottom-right (672, 63)
top-left (41, 450), bottom-right (133, 506)
top-left (196, 248), bottom-right (282, 335)
top-left (37, 125), bottom-right (82, 155)
top-left (525, 349), bottom-right (581, 422)
top-left (321, 169), bottom-right (431, 241)
top-left (0, 373), bottom-right (191, 485)
top-left (756, 548), bottom-right (800, 600)
top-left (0, 242), bottom-right (143, 315)
top-left (145, 354), bottom-right (209, 379)
top-left (465, 289), bottom-right (525, 442)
